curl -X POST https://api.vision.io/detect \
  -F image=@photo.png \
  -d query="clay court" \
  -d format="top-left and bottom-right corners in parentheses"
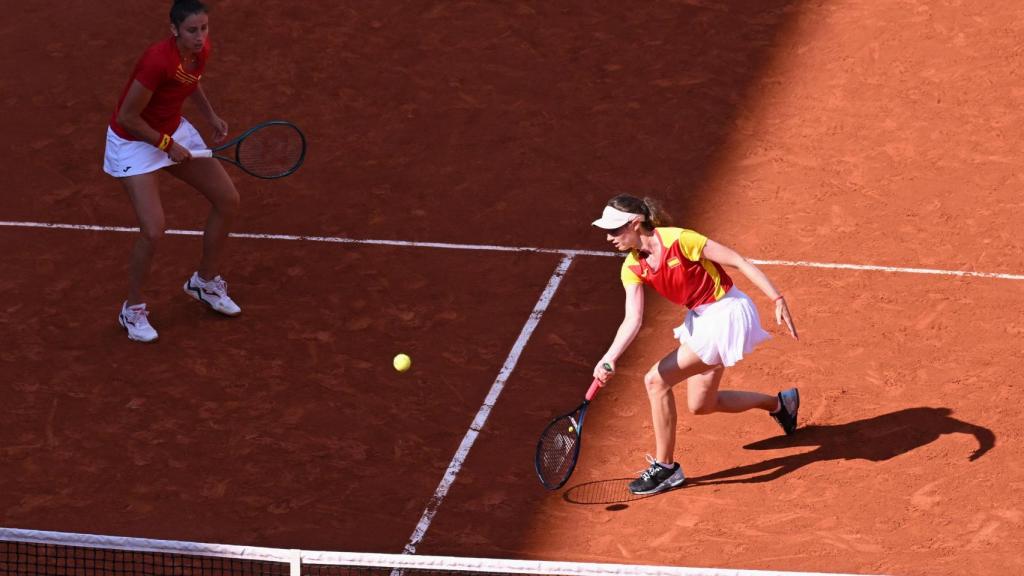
top-left (2, 2), bottom-right (1024, 576)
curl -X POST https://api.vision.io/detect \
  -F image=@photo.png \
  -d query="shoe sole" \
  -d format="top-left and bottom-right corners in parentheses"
top-left (786, 388), bottom-right (800, 434)
top-left (119, 314), bottom-right (158, 343)
top-left (184, 281), bottom-right (242, 317)
top-left (775, 388), bottom-right (800, 435)
top-left (790, 388), bottom-right (800, 424)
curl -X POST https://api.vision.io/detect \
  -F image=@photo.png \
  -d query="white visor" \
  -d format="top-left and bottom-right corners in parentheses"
top-left (592, 205), bottom-right (643, 229)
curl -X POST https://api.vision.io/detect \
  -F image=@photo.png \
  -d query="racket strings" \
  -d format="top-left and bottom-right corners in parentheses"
top-left (236, 124), bottom-right (305, 178)
top-left (537, 415), bottom-right (581, 486)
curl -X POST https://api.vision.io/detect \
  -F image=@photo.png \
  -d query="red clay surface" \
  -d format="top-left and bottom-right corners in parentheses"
top-left (2, 2), bottom-right (1024, 576)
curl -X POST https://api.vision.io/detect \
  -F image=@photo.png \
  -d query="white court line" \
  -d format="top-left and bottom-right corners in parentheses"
top-left (2, 220), bottom-right (1023, 280)
top-left (753, 258), bottom-right (1024, 281)
top-left (0, 220), bottom-right (611, 258)
top-left (401, 254), bottom-right (575, 555)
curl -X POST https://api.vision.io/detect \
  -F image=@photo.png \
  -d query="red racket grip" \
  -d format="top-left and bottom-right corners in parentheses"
top-left (585, 363), bottom-right (612, 401)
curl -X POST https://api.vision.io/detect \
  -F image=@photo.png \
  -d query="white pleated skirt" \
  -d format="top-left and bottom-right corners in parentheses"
top-left (103, 118), bottom-right (207, 178)
top-left (672, 286), bottom-right (771, 367)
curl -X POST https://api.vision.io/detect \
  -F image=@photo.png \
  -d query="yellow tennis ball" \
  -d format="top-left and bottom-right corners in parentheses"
top-left (393, 353), bottom-right (412, 372)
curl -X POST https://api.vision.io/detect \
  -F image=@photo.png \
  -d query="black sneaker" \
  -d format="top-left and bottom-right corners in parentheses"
top-left (771, 388), bottom-right (800, 435)
top-left (628, 456), bottom-right (686, 495)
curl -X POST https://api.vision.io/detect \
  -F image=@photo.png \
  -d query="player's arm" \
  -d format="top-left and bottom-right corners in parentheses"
top-left (188, 83), bottom-right (228, 143)
top-left (117, 80), bottom-right (191, 162)
top-left (702, 239), bottom-right (798, 339)
top-left (595, 282), bottom-right (644, 382)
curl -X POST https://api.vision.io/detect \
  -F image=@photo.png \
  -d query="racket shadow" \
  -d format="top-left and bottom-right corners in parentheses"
top-left (561, 478), bottom-right (671, 505)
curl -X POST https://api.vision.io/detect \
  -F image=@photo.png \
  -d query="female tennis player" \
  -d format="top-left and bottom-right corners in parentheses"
top-left (104, 0), bottom-right (241, 342)
top-left (591, 194), bottom-right (800, 495)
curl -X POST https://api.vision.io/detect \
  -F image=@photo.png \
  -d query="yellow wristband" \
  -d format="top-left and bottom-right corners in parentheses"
top-left (157, 134), bottom-right (171, 151)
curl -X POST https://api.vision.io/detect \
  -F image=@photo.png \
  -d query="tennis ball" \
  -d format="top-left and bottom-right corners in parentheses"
top-left (393, 353), bottom-right (412, 373)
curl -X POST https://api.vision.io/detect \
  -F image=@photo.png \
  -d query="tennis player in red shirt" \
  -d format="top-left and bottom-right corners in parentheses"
top-left (591, 194), bottom-right (801, 495)
top-left (104, 0), bottom-right (240, 342)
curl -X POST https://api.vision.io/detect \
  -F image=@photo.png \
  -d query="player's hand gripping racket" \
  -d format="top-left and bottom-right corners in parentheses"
top-left (534, 365), bottom-right (609, 490)
top-left (190, 120), bottom-right (306, 179)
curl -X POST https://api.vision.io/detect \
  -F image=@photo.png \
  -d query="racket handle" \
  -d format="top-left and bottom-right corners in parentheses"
top-left (189, 149), bottom-right (214, 158)
top-left (585, 362), bottom-right (612, 401)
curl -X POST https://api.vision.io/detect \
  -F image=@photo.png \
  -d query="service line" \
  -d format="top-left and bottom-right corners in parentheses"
top-left (1, 220), bottom-right (1022, 280)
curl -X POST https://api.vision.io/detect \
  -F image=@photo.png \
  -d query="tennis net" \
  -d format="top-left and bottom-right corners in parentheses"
top-left (0, 527), bottom-right (878, 576)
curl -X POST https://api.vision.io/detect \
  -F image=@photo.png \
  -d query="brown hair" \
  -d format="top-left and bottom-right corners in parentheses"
top-left (606, 194), bottom-right (672, 231)
top-left (171, 0), bottom-right (208, 27)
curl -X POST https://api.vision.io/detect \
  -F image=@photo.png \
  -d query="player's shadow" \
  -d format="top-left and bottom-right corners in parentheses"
top-left (563, 407), bottom-right (994, 505)
top-left (689, 406), bottom-right (993, 486)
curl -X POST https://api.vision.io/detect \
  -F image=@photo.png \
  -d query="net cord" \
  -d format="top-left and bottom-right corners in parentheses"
top-left (1, 527), bottom-right (884, 576)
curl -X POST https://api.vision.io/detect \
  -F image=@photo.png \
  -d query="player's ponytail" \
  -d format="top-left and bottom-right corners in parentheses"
top-left (606, 194), bottom-right (672, 231)
top-left (640, 196), bottom-right (672, 229)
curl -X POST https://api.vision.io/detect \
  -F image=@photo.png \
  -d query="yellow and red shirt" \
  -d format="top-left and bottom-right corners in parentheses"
top-left (620, 227), bottom-right (733, 308)
top-left (110, 36), bottom-right (210, 139)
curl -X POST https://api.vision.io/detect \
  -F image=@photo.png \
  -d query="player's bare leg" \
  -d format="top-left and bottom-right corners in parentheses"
top-left (629, 345), bottom-right (709, 494)
top-left (645, 345), bottom-right (715, 463)
top-left (167, 158), bottom-right (238, 280)
top-left (123, 172), bottom-right (165, 306)
top-left (169, 159), bottom-right (242, 316)
top-left (118, 172), bottom-right (163, 342)
top-left (687, 368), bottom-right (777, 415)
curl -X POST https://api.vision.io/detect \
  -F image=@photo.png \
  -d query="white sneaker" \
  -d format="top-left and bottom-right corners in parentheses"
top-left (119, 301), bottom-right (159, 342)
top-left (183, 272), bottom-right (242, 316)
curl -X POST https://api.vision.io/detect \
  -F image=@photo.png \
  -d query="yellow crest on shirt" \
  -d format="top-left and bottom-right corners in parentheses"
top-left (667, 257), bottom-right (681, 268)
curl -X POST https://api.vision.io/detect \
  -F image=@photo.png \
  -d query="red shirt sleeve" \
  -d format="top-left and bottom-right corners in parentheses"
top-left (133, 45), bottom-right (171, 92)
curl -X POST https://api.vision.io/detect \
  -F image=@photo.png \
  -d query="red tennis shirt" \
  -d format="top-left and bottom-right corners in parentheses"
top-left (109, 36), bottom-right (210, 140)
top-left (620, 227), bottom-right (734, 309)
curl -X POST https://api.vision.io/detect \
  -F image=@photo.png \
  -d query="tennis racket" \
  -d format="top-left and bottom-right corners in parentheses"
top-left (534, 366), bottom-right (608, 490)
top-left (190, 120), bottom-right (306, 179)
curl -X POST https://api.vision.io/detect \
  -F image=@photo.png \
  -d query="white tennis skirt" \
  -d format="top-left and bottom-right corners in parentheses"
top-left (673, 286), bottom-right (771, 367)
top-left (103, 118), bottom-right (207, 178)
